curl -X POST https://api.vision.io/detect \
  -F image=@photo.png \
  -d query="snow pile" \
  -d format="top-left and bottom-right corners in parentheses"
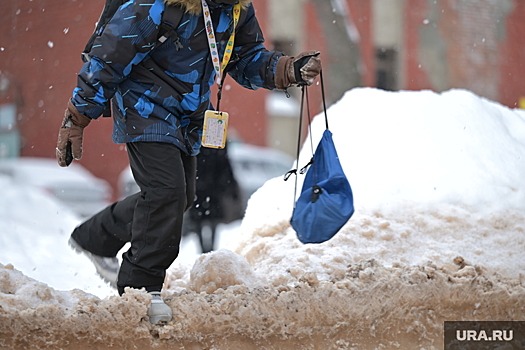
top-left (242, 88), bottom-right (525, 230)
top-left (189, 249), bottom-right (263, 293)
top-left (0, 177), bottom-right (116, 296)
top-left (1, 88), bottom-right (525, 349)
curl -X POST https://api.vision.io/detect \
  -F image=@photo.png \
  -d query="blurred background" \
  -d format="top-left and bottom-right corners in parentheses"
top-left (0, 0), bottom-right (523, 207)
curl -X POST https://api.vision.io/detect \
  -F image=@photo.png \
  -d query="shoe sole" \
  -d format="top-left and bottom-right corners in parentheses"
top-left (68, 237), bottom-right (119, 289)
top-left (149, 315), bottom-right (172, 325)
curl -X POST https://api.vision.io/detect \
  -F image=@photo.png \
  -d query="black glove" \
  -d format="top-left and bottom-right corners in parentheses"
top-left (275, 51), bottom-right (321, 89)
top-left (56, 101), bottom-right (91, 167)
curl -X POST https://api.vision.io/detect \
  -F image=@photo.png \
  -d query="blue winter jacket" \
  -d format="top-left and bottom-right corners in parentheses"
top-left (71, 0), bottom-right (283, 156)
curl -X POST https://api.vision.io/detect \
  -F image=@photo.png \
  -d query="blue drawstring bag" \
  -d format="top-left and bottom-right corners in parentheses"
top-left (291, 129), bottom-right (354, 244)
top-left (287, 75), bottom-right (354, 244)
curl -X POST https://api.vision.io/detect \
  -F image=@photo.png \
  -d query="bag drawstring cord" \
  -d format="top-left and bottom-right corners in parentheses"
top-left (284, 70), bottom-right (329, 207)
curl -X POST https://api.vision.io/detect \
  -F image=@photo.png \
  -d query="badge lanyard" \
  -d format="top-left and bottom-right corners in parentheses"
top-left (200, 0), bottom-right (241, 149)
top-left (201, 0), bottom-right (241, 87)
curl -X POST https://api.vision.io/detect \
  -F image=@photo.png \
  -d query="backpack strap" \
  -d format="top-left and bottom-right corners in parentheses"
top-left (82, 2), bottom-right (185, 62)
top-left (82, 0), bottom-right (126, 62)
top-left (238, 6), bottom-right (248, 30)
top-left (81, 2), bottom-right (185, 117)
top-left (158, 4), bottom-right (185, 50)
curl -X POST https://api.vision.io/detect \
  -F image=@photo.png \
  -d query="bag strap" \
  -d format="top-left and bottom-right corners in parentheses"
top-left (83, 1), bottom-right (185, 62)
top-left (285, 70), bottom-right (329, 178)
top-left (284, 70), bottom-right (329, 202)
top-left (82, 0), bottom-right (125, 62)
top-left (158, 4), bottom-right (185, 50)
top-left (320, 70), bottom-right (329, 130)
top-left (81, 2), bottom-right (184, 117)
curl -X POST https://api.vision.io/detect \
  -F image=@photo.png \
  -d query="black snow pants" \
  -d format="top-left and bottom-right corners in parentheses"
top-left (71, 142), bottom-right (196, 295)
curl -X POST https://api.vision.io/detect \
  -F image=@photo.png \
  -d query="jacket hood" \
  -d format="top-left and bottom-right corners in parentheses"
top-left (164, 0), bottom-right (252, 15)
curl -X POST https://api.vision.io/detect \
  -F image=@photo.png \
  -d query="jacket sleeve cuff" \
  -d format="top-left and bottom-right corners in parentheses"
top-left (274, 55), bottom-right (292, 90)
top-left (68, 100), bottom-right (93, 127)
top-left (70, 95), bottom-right (105, 120)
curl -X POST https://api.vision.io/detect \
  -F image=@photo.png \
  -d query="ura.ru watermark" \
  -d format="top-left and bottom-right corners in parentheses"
top-left (444, 321), bottom-right (524, 349)
top-left (455, 328), bottom-right (513, 342)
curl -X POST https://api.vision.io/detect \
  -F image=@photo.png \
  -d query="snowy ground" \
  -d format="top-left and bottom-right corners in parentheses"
top-left (1, 88), bottom-right (524, 349)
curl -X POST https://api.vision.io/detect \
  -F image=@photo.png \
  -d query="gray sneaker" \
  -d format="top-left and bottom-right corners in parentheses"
top-left (148, 292), bottom-right (172, 325)
top-left (68, 236), bottom-right (119, 288)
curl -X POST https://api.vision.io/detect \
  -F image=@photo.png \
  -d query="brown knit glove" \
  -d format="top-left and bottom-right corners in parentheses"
top-left (56, 101), bottom-right (91, 167)
top-left (275, 51), bottom-right (321, 89)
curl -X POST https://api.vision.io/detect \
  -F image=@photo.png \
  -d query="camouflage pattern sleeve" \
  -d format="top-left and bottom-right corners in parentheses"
top-left (71, 0), bottom-right (164, 118)
top-left (227, 4), bottom-right (284, 90)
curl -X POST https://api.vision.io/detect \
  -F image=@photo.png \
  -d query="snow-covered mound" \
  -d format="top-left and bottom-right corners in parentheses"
top-left (1, 88), bottom-right (524, 349)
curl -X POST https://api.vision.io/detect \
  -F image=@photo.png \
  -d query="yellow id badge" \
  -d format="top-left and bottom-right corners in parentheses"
top-left (202, 110), bottom-right (229, 149)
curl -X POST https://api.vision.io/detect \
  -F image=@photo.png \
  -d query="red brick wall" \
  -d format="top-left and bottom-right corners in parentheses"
top-left (498, 0), bottom-right (525, 108)
top-left (348, 0), bottom-right (374, 87)
top-left (441, 0), bottom-right (504, 101)
top-left (403, 0), bottom-right (433, 90)
top-left (403, 0), bottom-right (524, 106)
top-left (0, 0), bottom-right (125, 197)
